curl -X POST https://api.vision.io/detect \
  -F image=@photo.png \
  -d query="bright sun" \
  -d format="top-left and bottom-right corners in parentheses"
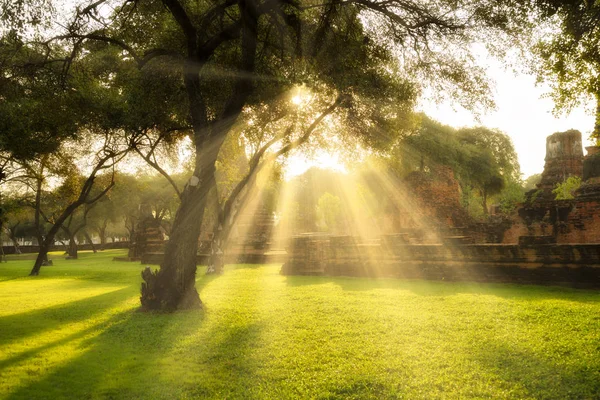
top-left (284, 150), bottom-right (347, 179)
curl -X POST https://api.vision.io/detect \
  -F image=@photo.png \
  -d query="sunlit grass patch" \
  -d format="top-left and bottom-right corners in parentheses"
top-left (1, 251), bottom-right (599, 399)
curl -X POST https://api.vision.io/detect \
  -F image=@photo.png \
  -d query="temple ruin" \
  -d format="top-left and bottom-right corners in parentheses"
top-left (537, 130), bottom-right (584, 196)
top-left (282, 130), bottom-right (600, 287)
top-left (503, 130), bottom-right (600, 244)
top-left (122, 130), bottom-right (600, 287)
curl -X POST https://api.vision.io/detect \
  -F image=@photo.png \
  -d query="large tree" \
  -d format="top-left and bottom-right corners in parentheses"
top-left (5, 0), bottom-right (527, 310)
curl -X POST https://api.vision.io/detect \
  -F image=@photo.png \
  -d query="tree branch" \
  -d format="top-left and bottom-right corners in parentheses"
top-left (133, 136), bottom-right (182, 199)
top-left (162, 0), bottom-right (197, 53)
top-left (198, 21), bottom-right (242, 59)
top-left (217, 95), bottom-right (345, 243)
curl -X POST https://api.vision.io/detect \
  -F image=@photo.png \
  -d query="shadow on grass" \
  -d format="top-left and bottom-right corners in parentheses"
top-left (469, 338), bottom-right (600, 398)
top-left (0, 313), bottom-right (120, 372)
top-left (183, 321), bottom-right (264, 398)
top-left (2, 305), bottom-right (270, 399)
top-left (4, 307), bottom-right (207, 400)
top-left (3, 267), bottom-right (264, 399)
top-left (0, 286), bottom-right (136, 348)
top-left (283, 274), bottom-right (600, 303)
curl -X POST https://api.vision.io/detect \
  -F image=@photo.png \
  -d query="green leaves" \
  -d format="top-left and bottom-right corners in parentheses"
top-left (530, 0), bottom-right (600, 137)
top-left (552, 176), bottom-right (582, 200)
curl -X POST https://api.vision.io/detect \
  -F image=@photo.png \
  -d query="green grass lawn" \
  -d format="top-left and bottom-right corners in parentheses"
top-left (1, 250), bottom-right (599, 399)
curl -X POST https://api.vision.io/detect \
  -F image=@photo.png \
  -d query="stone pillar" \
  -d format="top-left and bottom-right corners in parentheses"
top-left (538, 130), bottom-right (583, 193)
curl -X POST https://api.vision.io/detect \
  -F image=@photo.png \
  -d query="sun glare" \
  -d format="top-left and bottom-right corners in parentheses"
top-left (290, 85), bottom-right (311, 108)
top-left (284, 151), bottom-right (347, 179)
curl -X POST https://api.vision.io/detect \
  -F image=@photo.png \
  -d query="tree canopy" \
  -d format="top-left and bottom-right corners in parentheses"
top-left (530, 0), bottom-right (600, 140)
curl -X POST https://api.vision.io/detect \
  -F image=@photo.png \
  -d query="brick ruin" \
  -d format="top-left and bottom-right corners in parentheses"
top-left (282, 130), bottom-right (600, 287)
top-left (502, 130), bottom-right (600, 245)
top-left (380, 166), bottom-right (474, 244)
top-left (402, 166), bottom-right (472, 232)
top-left (281, 235), bottom-right (600, 287)
top-left (537, 130), bottom-right (584, 196)
top-left (123, 130), bottom-right (600, 287)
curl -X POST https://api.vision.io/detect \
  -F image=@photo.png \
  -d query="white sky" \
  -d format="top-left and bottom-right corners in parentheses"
top-left (284, 151), bottom-right (347, 178)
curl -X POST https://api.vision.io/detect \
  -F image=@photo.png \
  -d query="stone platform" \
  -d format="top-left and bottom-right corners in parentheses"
top-left (281, 236), bottom-right (600, 288)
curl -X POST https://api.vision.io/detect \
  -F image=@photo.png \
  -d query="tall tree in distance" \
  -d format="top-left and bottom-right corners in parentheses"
top-left (457, 126), bottom-right (521, 215)
top-left (25, 135), bottom-right (128, 276)
top-left (392, 115), bottom-right (521, 216)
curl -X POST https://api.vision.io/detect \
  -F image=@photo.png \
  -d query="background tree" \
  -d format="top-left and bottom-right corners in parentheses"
top-left (59, 204), bottom-right (96, 259)
top-left (24, 135), bottom-right (126, 275)
top-left (317, 192), bottom-right (343, 233)
top-left (0, 196), bottom-right (34, 254)
top-left (496, 180), bottom-right (526, 215)
top-left (530, 0), bottom-right (600, 140)
top-left (107, 174), bottom-right (145, 243)
top-left (386, 115), bottom-right (521, 216)
top-left (86, 194), bottom-right (119, 250)
top-left (523, 173), bottom-right (542, 191)
top-left (457, 127), bottom-right (520, 215)
top-left (44, 172), bottom-right (117, 258)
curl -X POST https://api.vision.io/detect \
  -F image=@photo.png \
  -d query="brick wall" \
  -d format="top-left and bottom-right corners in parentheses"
top-left (394, 166), bottom-right (472, 233)
top-left (501, 199), bottom-right (600, 244)
top-left (281, 235), bottom-right (600, 287)
top-left (538, 130), bottom-right (583, 195)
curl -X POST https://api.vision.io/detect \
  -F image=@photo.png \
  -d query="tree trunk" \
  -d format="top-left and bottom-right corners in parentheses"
top-left (481, 190), bottom-right (488, 217)
top-left (207, 228), bottom-right (226, 275)
top-left (206, 183), bottom-right (249, 275)
top-left (206, 174), bottom-right (225, 275)
top-left (68, 235), bottom-right (78, 259)
top-left (84, 231), bottom-right (97, 253)
top-left (11, 236), bottom-right (21, 254)
top-left (140, 172), bottom-right (211, 311)
top-left (33, 233), bottom-right (49, 267)
top-left (30, 241), bottom-right (52, 276)
top-left (594, 94), bottom-right (600, 144)
top-left (98, 220), bottom-right (107, 250)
